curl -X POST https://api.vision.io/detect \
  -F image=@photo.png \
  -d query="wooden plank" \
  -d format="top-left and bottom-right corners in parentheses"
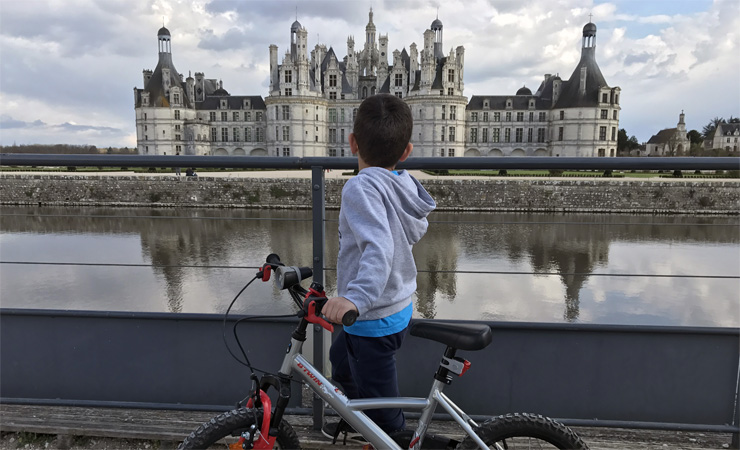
top-left (0, 404), bottom-right (734, 449)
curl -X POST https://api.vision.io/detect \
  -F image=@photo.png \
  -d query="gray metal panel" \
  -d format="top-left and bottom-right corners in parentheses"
top-left (396, 320), bottom-right (739, 427)
top-left (0, 309), bottom-right (301, 410)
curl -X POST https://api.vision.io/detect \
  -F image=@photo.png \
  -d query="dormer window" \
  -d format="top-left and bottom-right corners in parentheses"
top-left (243, 99), bottom-right (251, 109)
top-left (506, 100), bottom-right (512, 108)
top-left (483, 100), bottom-right (489, 109)
top-left (142, 93), bottom-right (150, 107)
top-left (220, 99), bottom-right (227, 109)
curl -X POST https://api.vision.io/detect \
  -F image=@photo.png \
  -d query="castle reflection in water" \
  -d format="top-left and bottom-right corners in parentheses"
top-left (0, 206), bottom-right (737, 327)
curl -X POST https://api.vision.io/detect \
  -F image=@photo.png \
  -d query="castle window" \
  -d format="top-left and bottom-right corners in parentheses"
top-left (173, 92), bottom-right (180, 104)
top-left (233, 128), bottom-right (240, 141)
top-left (611, 127), bottom-right (616, 141)
top-left (450, 106), bottom-right (456, 120)
top-left (504, 128), bottom-right (511, 143)
top-left (449, 127), bottom-right (455, 142)
top-left (282, 147), bottom-right (291, 157)
top-left (330, 74), bottom-right (337, 87)
top-left (245, 127), bottom-right (252, 142)
top-left (599, 126), bottom-right (607, 140)
top-left (330, 92), bottom-right (337, 100)
top-left (285, 71), bottom-right (292, 83)
top-left (615, 94), bottom-right (619, 104)
top-left (329, 149), bottom-right (337, 157)
top-left (221, 111), bottom-right (228, 121)
top-left (470, 128), bottom-right (478, 143)
top-left (256, 112), bottom-right (263, 121)
top-left (211, 127), bottom-right (217, 141)
top-left (558, 127), bottom-right (563, 141)
top-left (539, 112), bottom-right (546, 122)
top-left (559, 111), bottom-right (565, 120)
top-left (598, 148), bottom-right (606, 157)
top-left (516, 112), bottom-right (524, 122)
top-left (329, 129), bottom-right (337, 143)
top-left (483, 112), bottom-right (489, 121)
top-left (222, 127), bottom-right (229, 142)
top-left (482, 128), bottom-right (488, 142)
top-left (602, 93), bottom-right (608, 103)
top-left (494, 112), bottom-right (501, 121)
top-left (243, 99), bottom-right (251, 108)
top-left (448, 88), bottom-right (454, 96)
top-left (341, 109), bottom-right (345, 122)
top-left (529, 112), bottom-right (534, 122)
top-left (537, 128), bottom-right (546, 143)
top-left (174, 110), bottom-right (181, 120)
top-left (484, 101), bottom-right (489, 109)
top-left (492, 128), bottom-right (500, 143)
top-left (341, 129), bottom-right (345, 142)
top-left (448, 148), bottom-right (455, 157)
top-left (174, 124), bottom-right (181, 131)
top-left (613, 110), bottom-right (618, 120)
top-left (471, 112), bottom-right (478, 122)
top-left (210, 112), bottom-right (216, 121)
top-left (600, 109), bottom-right (608, 119)
top-left (233, 112), bottom-right (240, 121)
top-left (220, 99), bottom-right (227, 109)
top-left (448, 69), bottom-right (455, 82)
top-left (394, 73), bottom-right (403, 87)
top-left (329, 108), bottom-right (337, 123)
top-left (256, 128), bottom-right (263, 141)
top-left (283, 126), bottom-right (290, 141)
top-left (285, 88), bottom-right (292, 96)
top-left (515, 128), bottom-right (523, 143)
top-left (506, 100), bottom-right (512, 108)
top-left (440, 90), bottom-right (444, 95)
top-left (282, 105), bottom-right (290, 120)
top-left (527, 128), bottom-right (533, 143)
top-left (440, 149), bottom-right (445, 157)
top-left (505, 112), bottom-right (511, 121)
top-left (441, 105), bottom-right (446, 120)
top-left (396, 91), bottom-right (403, 98)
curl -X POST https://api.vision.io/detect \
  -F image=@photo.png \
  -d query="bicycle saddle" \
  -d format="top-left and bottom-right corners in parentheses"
top-left (410, 321), bottom-right (492, 351)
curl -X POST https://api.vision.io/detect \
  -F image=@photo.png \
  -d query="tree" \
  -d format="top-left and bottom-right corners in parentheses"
top-left (617, 128), bottom-right (640, 155)
top-left (687, 130), bottom-right (703, 145)
top-left (702, 117), bottom-right (726, 139)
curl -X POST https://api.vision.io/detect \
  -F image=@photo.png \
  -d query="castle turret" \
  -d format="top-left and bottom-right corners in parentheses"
top-left (431, 17), bottom-right (443, 59)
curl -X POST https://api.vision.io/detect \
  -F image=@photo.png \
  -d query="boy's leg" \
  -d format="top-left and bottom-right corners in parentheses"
top-left (345, 328), bottom-right (407, 433)
top-left (329, 329), bottom-right (359, 399)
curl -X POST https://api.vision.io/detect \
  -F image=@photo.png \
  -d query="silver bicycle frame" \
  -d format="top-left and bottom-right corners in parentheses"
top-left (279, 336), bottom-right (490, 450)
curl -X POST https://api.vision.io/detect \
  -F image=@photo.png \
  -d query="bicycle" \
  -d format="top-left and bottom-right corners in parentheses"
top-left (179, 254), bottom-right (589, 450)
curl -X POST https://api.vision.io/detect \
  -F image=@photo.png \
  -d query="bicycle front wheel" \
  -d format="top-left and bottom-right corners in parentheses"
top-left (457, 413), bottom-right (588, 450)
top-left (178, 407), bottom-right (301, 449)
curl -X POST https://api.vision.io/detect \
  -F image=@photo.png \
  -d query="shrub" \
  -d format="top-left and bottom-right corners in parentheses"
top-left (672, 170), bottom-right (683, 178)
top-left (498, 169), bottom-right (508, 176)
top-left (548, 169), bottom-right (564, 177)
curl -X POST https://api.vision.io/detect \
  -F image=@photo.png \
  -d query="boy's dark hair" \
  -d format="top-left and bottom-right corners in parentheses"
top-left (353, 94), bottom-right (413, 168)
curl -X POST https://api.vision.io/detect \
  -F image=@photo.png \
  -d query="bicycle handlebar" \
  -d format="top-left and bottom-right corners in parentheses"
top-left (263, 254), bottom-right (357, 327)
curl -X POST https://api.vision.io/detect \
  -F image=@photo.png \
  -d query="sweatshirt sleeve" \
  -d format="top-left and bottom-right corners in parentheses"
top-left (341, 180), bottom-right (394, 316)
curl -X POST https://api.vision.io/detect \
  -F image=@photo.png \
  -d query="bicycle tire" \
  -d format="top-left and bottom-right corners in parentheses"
top-left (456, 412), bottom-right (588, 449)
top-left (178, 407), bottom-right (301, 449)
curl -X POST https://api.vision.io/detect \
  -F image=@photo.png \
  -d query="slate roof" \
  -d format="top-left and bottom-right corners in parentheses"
top-left (647, 128), bottom-right (679, 144)
top-left (717, 123), bottom-right (740, 136)
top-left (138, 55), bottom-right (191, 108)
top-left (196, 95), bottom-right (266, 111)
top-left (553, 47), bottom-right (609, 108)
top-left (466, 95), bottom-right (550, 110)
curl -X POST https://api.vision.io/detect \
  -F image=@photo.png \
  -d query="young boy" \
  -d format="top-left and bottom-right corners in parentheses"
top-left (322, 94), bottom-right (436, 439)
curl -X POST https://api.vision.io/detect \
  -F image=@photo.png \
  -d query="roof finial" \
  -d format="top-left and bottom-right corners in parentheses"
top-left (295, 5), bottom-right (298, 21)
top-left (589, 13), bottom-right (593, 22)
top-left (437, 6), bottom-right (439, 19)
top-left (162, 16), bottom-right (165, 27)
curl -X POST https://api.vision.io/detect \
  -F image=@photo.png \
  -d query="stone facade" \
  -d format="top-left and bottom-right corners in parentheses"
top-left (646, 112), bottom-right (690, 156)
top-left (133, 10), bottom-right (619, 159)
top-left (709, 122), bottom-right (740, 152)
top-left (2, 175), bottom-right (737, 214)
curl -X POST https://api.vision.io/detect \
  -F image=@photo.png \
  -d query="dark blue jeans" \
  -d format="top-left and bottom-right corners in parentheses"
top-left (329, 327), bottom-right (408, 433)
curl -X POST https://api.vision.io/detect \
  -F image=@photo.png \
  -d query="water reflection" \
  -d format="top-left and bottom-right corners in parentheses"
top-left (0, 206), bottom-right (737, 327)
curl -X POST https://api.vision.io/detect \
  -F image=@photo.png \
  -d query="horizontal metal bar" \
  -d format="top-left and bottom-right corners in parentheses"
top-left (1, 308), bottom-right (737, 336)
top-left (1, 154), bottom-right (738, 171)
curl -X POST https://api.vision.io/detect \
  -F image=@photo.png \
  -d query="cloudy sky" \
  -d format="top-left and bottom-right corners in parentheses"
top-left (0, 0), bottom-right (738, 148)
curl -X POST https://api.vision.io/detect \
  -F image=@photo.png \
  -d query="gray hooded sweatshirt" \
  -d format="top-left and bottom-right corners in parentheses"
top-left (336, 167), bottom-right (436, 320)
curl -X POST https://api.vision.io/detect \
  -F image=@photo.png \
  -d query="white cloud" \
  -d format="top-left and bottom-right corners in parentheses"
top-left (0, 0), bottom-right (737, 146)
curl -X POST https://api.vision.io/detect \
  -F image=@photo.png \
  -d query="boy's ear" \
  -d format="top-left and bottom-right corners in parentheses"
top-left (398, 143), bottom-right (413, 162)
top-left (349, 133), bottom-right (359, 155)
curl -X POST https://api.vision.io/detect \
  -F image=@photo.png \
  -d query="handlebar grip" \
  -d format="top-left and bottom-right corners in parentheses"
top-left (342, 310), bottom-right (358, 327)
top-left (266, 254), bottom-right (282, 265)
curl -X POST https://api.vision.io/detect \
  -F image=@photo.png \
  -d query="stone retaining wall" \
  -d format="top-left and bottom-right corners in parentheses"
top-left (1, 174), bottom-right (738, 214)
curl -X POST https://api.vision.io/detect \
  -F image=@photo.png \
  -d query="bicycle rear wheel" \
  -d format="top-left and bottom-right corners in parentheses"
top-left (456, 413), bottom-right (588, 450)
top-left (178, 407), bottom-right (301, 449)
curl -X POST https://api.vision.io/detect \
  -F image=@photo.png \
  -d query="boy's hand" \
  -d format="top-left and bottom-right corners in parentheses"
top-left (323, 296), bottom-right (359, 325)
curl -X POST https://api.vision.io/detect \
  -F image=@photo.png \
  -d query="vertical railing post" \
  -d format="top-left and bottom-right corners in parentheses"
top-left (311, 166), bottom-right (326, 431)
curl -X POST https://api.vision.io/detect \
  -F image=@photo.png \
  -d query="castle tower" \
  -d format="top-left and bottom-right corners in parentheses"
top-left (431, 17), bottom-right (443, 59)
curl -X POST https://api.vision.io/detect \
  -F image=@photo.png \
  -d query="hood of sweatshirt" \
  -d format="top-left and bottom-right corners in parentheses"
top-left (356, 167), bottom-right (436, 244)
